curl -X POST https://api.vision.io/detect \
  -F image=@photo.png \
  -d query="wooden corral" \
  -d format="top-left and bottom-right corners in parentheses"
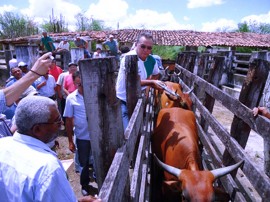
top-left (77, 52), bottom-right (270, 201)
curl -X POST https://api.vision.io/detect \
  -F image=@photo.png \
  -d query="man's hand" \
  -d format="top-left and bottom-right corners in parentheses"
top-left (69, 141), bottom-right (76, 153)
top-left (78, 195), bottom-right (101, 202)
top-left (253, 106), bottom-right (269, 117)
top-left (31, 52), bottom-right (53, 76)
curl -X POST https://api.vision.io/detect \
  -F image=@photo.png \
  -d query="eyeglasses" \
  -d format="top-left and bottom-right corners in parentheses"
top-left (140, 44), bottom-right (152, 50)
top-left (34, 116), bottom-right (63, 127)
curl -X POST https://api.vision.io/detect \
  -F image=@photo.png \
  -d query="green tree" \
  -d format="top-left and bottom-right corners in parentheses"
top-left (0, 12), bottom-right (38, 39)
top-left (75, 12), bottom-right (110, 31)
top-left (41, 9), bottom-right (68, 33)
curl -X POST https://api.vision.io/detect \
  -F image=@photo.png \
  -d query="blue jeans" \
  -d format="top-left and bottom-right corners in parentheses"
top-left (120, 100), bottom-right (129, 131)
top-left (76, 138), bottom-right (92, 187)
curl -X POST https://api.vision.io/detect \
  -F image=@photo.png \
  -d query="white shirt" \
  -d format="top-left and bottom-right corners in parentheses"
top-left (0, 132), bottom-right (77, 202)
top-left (93, 51), bottom-right (102, 58)
top-left (56, 72), bottom-right (69, 98)
top-left (57, 41), bottom-right (70, 51)
top-left (35, 75), bottom-right (56, 97)
top-left (116, 49), bottom-right (159, 102)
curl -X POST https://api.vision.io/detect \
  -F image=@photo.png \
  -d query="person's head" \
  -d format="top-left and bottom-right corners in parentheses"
top-left (72, 71), bottom-right (83, 94)
top-left (11, 67), bottom-right (22, 80)
top-left (18, 61), bottom-right (28, 73)
top-left (109, 34), bottom-right (114, 41)
top-left (50, 59), bottom-right (57, 68)
top-left (68, 62), bottom-right (78, 74)
top-left (96, 47), bottom-right (101, 53)
top-left (120, 46), bottom-right (130, 54)
top-left (135, 32), bottom-right (154, 61)
top-left (75, 34), bottom-right (80, 41)
top-left (42, 32), bottom-right (48, 37)
top-left (63, 37), bottom-right (68, 44)
top-left (9, 58), bottom-right (18, 69)
top-left (15, 96), bottom-right (62, 143)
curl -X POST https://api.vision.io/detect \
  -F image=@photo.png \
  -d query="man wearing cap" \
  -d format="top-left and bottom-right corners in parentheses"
top-left (63, 63), bottom-right (79, 95)
top-left (56, 37), bottom-right (70, 52)
top-left (103, 34), bottom-right (120, 60)
top-left (18, 62), bottom-right (29, 74)
top-left (5, 59), bottom-right (18, 84)
top-left (74, 34), bottom-right (91, 58)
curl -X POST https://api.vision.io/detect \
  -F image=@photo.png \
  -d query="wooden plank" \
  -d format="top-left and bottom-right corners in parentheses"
top-left (130, 135), bottom-right (145, 201)
top-left (196, 120), bottom-right (248, 201)
top-left (224, 59), bottom-right (270, 166)
top-left (125, 55), bottom-right (141, 118)
top-left (176, 64), bottom-right (270, 199)
top-left (80, 57), bottom-right (124, 188)
top-left (139, 164), bottom-right (148, 202)
top-left (175, 64), bottom-right (270, 139)
top-left (200, 56), bottom-right (224, 132)
top-left (98, 148), bottom-right (130, 202)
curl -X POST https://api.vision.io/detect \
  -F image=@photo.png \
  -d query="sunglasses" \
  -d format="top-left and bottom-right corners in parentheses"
top-left (140, 44), bottom-right (152, 50)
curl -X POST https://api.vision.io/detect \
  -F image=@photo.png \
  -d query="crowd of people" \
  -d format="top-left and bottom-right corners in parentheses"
top-left (0, 31), bottom-right (269, 202)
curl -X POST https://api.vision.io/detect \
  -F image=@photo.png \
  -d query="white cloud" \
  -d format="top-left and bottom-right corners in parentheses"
top-left (241, 11), bottom-right (270, 24)
top-left (85, 0), bottom-right (129, 29)
top-left (20, 0), bottom-right (81, 30)
top-left (187, 0), bottom-right (224, 9)
top-left (0, 4), bottom-right (17, 14)
top-left (201, 18), bottom-right (237, 32)
top-left (183, 16), bottom-right (190, 21)
top-left (118, 9), bottom-right (194, 30)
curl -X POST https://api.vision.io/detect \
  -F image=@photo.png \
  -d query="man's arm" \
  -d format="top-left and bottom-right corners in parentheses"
top-left (65, 117), bottom-right (76, 153)
top-left (3, 52), bottom-right (52, 106)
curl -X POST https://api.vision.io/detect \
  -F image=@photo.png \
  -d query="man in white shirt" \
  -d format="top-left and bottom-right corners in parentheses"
top-left (0, 96), bottom-right (100, 202)
top-left (116, 32), bottom-right (164, 129)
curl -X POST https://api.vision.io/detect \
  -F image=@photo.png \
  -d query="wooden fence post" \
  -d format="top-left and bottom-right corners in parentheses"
top-left (70, 48), bottom-right (84, 64)
top-left (4, 50), bottom-right (13, 78)
top-left (223, 59), bottom-right (270, 167)
top-left (200, 56), bottom-right (225, 132)
top-left (79, 57), bottom-right (125, 189)
top-left (15, 45), bottom-right (39, 69)
top-left (125, 55), bottom-right (141, 118)
top-left (61, 51), bottom-right (71, 71)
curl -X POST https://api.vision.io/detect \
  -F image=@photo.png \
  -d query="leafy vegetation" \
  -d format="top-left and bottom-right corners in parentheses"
top-left (0, 12), bottom-right (39, 39)
top-left (152, 45), bottom-right (184, 60)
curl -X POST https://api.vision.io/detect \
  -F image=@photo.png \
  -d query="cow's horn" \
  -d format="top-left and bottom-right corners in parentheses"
top-left (153, 154), bottom-right (181, 177)
top-left (211, 160), bottom-right (244, 179)
top-left (185, 86), bottom-right (194, 94)
top-left (165, 66), bottom-right (173, 76)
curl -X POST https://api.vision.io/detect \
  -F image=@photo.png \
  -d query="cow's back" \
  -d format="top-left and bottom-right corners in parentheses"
top-left (152, 107), bottom-right (200, 179)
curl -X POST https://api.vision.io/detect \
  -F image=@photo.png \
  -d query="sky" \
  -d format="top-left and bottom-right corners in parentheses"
top-left (0, 0), bottom-right (270, 32)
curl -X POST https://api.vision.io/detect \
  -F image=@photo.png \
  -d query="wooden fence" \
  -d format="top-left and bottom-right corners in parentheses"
top-left (78, 53), bottom-right (270, 201)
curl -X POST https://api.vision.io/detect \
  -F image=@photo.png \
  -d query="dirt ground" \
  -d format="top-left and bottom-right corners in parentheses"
top-left (54, 100), bottom-right (264, 199)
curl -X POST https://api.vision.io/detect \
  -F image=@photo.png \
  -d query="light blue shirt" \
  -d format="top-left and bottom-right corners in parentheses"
top-left (35, 75), bottom-right (56, 97)
top-left (0, 132), bottom-right (77, 202)
top-left (0, 90), bottom-right (6, 114)
top-left (63, 89), bottom-right (90, 140)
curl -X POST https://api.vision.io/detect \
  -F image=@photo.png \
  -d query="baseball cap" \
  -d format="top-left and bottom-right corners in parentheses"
top-left (68, 62), bottom-right (78, 67)
top-left (109, 34), bottom-right (114, 38)
top-left (76, 34), bottom-right (80, 38)
top-left (18, 61), bottom-right (28, 67)
top-left (9, 59), bottom-right (18, 69)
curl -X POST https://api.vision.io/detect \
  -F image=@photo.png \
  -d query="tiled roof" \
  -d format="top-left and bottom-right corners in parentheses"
top-left (1, 29), bottom-right (270, 48)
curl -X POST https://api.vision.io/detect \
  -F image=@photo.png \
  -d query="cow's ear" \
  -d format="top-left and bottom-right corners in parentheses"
top-left (213, 187), bottom-right (230, 202)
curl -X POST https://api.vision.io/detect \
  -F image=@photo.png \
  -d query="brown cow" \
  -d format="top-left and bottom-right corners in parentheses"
top-left (157, 81), bottom-right (193, 110)
top-left (152, 83), bottom-right (243, 201)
